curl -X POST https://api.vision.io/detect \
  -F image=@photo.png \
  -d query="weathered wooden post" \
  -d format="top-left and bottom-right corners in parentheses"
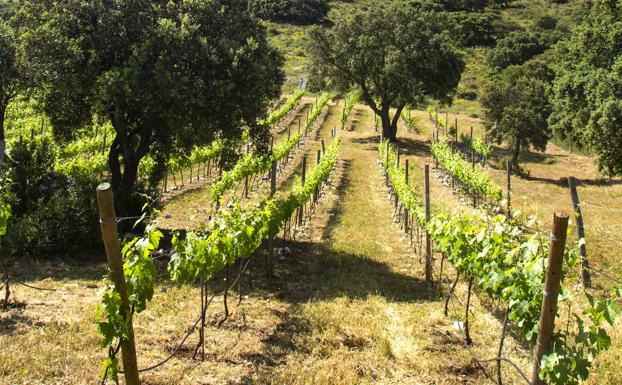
top-left (297, 156), bottom-right (307, 226)
top-left (424, 165), bottom-right (432, 283)
top-left (567, 177), bottom-right (591, 288)
top-left (321, 139), bottom-right (326, 155)
top-left (469, 126), bottom-right (474, 160)
top-left (531, 212), bottom-right (569, 385)
top-left (96, 184), bottom-right (140, 385)
top-left (404, 159), bottom-right (409, 233)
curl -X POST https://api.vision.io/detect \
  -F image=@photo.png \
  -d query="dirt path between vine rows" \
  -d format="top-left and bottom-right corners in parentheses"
top-left (242, 106), bottom-right (532, 385)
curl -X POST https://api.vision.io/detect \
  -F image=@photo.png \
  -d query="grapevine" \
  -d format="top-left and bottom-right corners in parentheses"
top-left (430, 139), bottom-right (502, 202)
top-left (261, 89), bottom-right (306, 127)
top-left (211, 93), bottom-right (333, 201)
top-left (379, 139), bottom-right (621, 385)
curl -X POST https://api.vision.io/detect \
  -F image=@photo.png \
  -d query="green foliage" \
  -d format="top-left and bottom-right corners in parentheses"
top-left (308, 3), bottom-right (464, 140)
top-left (212, 92), bottom-right (332, 201)
top-left (0, 19), bottom-right (22, 140)
top-left (249, 0), bottom-right (330, 25)
top-left (341, 92), bottom-right (359, 128)
top-left (0, 176), bottom-right (10, 240)
top-left (262, 89), bottom-right (306, 126)
top-left (540, 290), bottom-right (621, 385)
top-left (379, 140), bottom-right (426, 225)
top-left (379, 141), bottom-right (620, 384)
top-left (549, 0), bottom-right (622, 176)
top-left (431, 139), bottom-right (502, 201)
top-left (400, 106), bottom-right (419, 133)
top-left (488, 30), bottom-right (549, 71)
top-left (462, 134), bottom-right (492, 161)
top-left (96, 225), bottom-right (162, 379)
top-left (171, 136), bottom-right (340, 283)
top-left (444, 12), bottom-right (501, 47)
top-left (481, 59), bottom-right (553, 167)
top-left (15, 0), bottom-right (284, 212)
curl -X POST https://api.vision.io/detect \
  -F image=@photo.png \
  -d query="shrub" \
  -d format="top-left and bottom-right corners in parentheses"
top-left (2, 137), bottom-right (103, 257)
top-left (248, 0), bottom-right (329, 25)
top-left (446, 12), bottom-right (498, 47)
top-left (487, 30), bottom-right (548, 71)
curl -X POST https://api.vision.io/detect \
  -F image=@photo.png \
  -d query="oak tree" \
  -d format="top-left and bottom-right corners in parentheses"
top-left (308, 3), bottom-right (464, 141)
top-left (15, 0), bottom-right (284, 212)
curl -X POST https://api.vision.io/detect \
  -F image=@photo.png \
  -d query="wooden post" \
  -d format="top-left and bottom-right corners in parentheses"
top-left (455, 117), bottom-right (458, 143)
top-left (567, 177), bottom-right (591, 288)
top-left (297, 156), bottom-right (307, 226)
top-left (424, 165), bottom-right (432, 283)
top-left (396, 147), bottom-right (400, 168)
top-left (270, 136), bottom-right (274, 152)
top-left (506, 160), bottom-right (512, 216)
top-left (321, 139), bottom-right (326, 155)
top-left (317, 149), bottom-right (321, 165)
top-left (469, 126), bottom-right (473, 161)
top-left (404, 159), bottom-right (409, 233)
top-left (531, 212), bottom-right (569, 385)
top-left (96, 184), bottom-right (140, 385)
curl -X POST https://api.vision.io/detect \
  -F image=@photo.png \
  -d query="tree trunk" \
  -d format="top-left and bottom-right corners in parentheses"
top-left (378, 103), bottom-right (406, 142)
top-left (380, 110), bottom-right (395, 141)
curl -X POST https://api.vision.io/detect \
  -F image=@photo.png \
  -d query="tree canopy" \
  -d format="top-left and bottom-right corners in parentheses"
top-left (549, 0), bottom-right (622, 176)
top-left (481, 59), bottom-right (554, 169)
top-left (308, 3), bottom-right (464, 141)
top-left (487, 30), bottom-right (549, 72)
top-left (248, 0), bottom-right (330, 25)
top-left (15, 0), bottom-right (284, 212)
top-left (0, 19), bottom-right (22, 164)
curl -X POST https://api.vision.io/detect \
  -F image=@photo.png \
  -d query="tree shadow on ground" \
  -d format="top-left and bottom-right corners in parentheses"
top-left (394, 137), bottom-right (431, 158)
top-left (0, 312), bottom-right (46, 336)
top-left (489, 145), bottom-right (562, 168)
top-left (1, 255), bottom-right (107, 283)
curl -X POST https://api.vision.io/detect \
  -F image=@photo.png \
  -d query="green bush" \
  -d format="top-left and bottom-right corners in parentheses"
top-left (487, 30), bottom-right (548, 71)
top-left (248, 0), bottom-right (329, 25)
top-left (446, 12), bottom-right (499, 47)
top-left (2, 137), bottom-right (102, 257)
top-left (3, 177), bottom-right (100, 257)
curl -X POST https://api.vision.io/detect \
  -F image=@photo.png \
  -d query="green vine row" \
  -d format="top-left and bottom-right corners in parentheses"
top-left (96, 137), bottom-right (341, 380)
top-left (379, 139), bottom-right (621, 385)
top-left (430, 139), bottom-right (502, 202)
top-left (262, 89), bottom-right (306, 127)
top-left (211, 93), bottom-right (333, 201)
top-left (341, 92), bottom-right (359, 128)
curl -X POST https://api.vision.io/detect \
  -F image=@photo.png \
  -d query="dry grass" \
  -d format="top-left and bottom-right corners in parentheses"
top-left (1, 102), bottom-right (620, 385)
